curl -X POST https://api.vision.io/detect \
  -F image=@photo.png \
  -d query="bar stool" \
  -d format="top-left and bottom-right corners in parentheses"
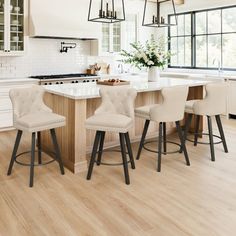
top-left (135, 86), bottom-right (190, 172)
top-left (86, 86), bottom-right (137, 185)
top-left (184, 82), bottom-right (228, 161)
top-left (7, 85), bottom-right (66, 187)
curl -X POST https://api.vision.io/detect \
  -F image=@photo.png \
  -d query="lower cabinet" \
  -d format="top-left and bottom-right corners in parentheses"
top-left (0, 79), bottom-right (38, 131)
top-left (228, 80), bottom-right (236, 116)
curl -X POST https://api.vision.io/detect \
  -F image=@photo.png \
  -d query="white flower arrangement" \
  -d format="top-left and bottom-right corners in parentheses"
top-left (120, 35), bottom-right (171, 69)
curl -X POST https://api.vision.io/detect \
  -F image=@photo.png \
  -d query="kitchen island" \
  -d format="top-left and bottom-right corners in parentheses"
top-left (41, 78), bottom-right (210, 174)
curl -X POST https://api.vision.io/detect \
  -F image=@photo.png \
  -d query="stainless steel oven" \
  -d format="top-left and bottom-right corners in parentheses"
top-left (30, 74), bottom-right (100, 85)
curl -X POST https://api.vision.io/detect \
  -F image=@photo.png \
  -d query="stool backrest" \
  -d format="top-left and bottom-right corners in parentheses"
top-left (95, 87), bottom-right (137, 119)
top-left (150, 85), bottom-right (189, 122)
top-left (193, 82), bottom-right (227, 116)
top-left (9, 85), bottom-right (52, 120)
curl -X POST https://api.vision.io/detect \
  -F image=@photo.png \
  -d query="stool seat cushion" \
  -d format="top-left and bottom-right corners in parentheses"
top-left (86, 114), bottom-right (133, 133)
top-left (185, 83), bottom-right (227, 116)
top-left (185, 100), bottom-right (199, 114)
top-left (15, 112), bottom-right (66, 133)
top-left (135, 105), bottom-right (158, 120)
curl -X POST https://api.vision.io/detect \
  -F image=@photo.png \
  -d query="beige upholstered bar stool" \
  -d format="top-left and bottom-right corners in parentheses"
top-left (7, 85), bottom-right (66, 187)
top-left (135, 86), bottom-right (190, 172)
top-left (86, 87), bottom-right (137, 185)
top-left (184, 82), bottom-right (228, 161)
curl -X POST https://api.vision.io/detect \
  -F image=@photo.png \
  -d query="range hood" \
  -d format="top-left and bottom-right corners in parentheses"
top-left (29, 0), bottom-right (101, 40)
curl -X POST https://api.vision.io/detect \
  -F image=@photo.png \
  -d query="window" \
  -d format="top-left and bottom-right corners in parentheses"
top-left (168, 5), bottom-right (236, 70)
top-left (169, 13), bottom-right (192, 67)
top-left (101, 14), bottom-right (137, 54)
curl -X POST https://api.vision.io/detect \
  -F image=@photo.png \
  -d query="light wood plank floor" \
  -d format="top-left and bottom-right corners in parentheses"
top-left (0, 117), bottom-right (236, 236)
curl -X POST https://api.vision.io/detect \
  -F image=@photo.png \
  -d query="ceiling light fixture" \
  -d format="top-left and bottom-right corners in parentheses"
top-left (142, 0), bottom-right (177, 28)
top-left (88, 0), bottom-right (125, 24)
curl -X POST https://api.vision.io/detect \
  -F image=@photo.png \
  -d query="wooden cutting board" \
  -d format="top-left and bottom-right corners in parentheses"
top-left (97, 80), bottom-right (130, 86)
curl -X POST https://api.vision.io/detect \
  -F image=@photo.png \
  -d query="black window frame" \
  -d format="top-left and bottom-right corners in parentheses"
top-left (168, 5), bottom-right (236, 71)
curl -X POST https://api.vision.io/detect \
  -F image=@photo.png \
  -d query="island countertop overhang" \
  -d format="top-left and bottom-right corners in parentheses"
top-left (43, 78), bottom-right (211, 100)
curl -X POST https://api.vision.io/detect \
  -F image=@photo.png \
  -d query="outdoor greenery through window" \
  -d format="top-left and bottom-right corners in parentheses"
top-left (168, 5), bottom-right (236, 70)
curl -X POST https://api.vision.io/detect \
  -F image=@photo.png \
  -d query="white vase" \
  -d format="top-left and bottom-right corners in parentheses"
top-left (148, 66), bottom-right (160, 82)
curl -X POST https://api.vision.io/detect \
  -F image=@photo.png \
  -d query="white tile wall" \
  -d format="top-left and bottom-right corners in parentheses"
top-left (0, 38), bottom-right (93, 78)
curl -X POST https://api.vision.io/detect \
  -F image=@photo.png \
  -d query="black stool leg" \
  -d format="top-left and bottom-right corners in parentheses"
top-left (163, 122), bottom-right (167, 155)
top-left (97, 131), bottom-right (105, 166)
top-left (184, 114), bottom-right (193, 143)
top-left (176, 121), bottom-right (190, 166)
top-left (37, 132), bottom-right (42, 164)
top-left (157, 122), bottom-right (163, 172)
top-left (124, 132), bottom-right (135, 169)
top-left (120, 133), bottom-right (130, 185)
top-left (136, 120), bottom-right (150, 160)
top-left (207, 116), bottom-right (215, 162)
top-left (180, 114), bottom-right (193, 153)
top-left (215, 115), bottom-right (228, 153)
top-left (29, 132), bottom-right (36, 187)
top-left (7, 130), bottom-right (23, 175)
top-left (194, 115), bottom-right (200, 146)
top-left (50, 129), bottom-right (65, 175)
top-left (87, 131), bottom-right (101, 180)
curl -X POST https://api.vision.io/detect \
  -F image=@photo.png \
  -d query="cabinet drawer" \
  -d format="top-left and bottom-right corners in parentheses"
top-left (0, 84), bottom-right (36, 96)
top-left (0, 97), bottom-right (12, 111)
top-left (0, 111), bottom-right (13, 128)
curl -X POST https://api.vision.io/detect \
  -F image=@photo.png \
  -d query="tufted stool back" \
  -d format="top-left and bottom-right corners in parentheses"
top-left (150, 85), bottom-right (189, 123)
top-left (9, 85), bottom-right (51, 121)
top-left (193, 82), bottom-right (227, 116)
top-left (95, 86), bottom-right (137, 119)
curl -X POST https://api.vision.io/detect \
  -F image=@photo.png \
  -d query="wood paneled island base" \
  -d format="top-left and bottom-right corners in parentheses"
top-left (41, 81), bottom-right (205, 174)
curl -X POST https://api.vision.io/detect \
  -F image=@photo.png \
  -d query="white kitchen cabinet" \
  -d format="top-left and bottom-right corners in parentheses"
top-left (29, 0), bottom-right (102, 39)
top-left (91, 14), bottom-right (138, 56)
top-left (0, 0), bottom-right (27, 56)
top-left (0, 79), bottom-right (38, 131)
top-left (228, 80), bottom-right (236, 116)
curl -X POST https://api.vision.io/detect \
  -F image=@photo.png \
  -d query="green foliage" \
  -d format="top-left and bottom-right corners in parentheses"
top-left (120, 35), bottom-right (171, 69)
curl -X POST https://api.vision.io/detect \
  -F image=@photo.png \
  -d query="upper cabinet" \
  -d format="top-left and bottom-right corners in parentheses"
top-left (0, 0), bottom-right (27, 56)
top-left (29, 0), bottom-right (102, 39)
top-left (91, 14), bottom-right (138, 56)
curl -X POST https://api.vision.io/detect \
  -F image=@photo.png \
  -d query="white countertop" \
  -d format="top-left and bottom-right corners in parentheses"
top-left (0, 78), bottom-right (39, 85)
top-left (44, 77), bottom-right (212, 100)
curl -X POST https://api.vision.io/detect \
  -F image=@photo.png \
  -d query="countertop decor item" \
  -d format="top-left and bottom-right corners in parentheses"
top-left (89, 63), bottom-right (102, 75)
top-left (97, 79), bottom-right (130, 86)
top-left (120, 35), bottom-right (171, 82)
top-left (142, 0), bottom-right (177, 28)
top-left (88, 0), bottom-right (125, 23)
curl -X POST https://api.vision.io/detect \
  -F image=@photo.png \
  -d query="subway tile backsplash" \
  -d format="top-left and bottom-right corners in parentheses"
top-left (0, 38), bottom-right (92, 78)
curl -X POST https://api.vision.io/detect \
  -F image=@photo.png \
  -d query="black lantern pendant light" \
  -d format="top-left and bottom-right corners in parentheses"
top-left (142, 0), bottom-right (177, 27)
top-left (88, 0), bottom-right (125, 24)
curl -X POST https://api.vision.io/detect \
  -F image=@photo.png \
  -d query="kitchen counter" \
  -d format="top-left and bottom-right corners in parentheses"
top-left (0, 78), bottom-right (39, 85)
top-left (44, 77), bottom-right (210, 100)
top-left (41, 78), bottom-right (211, 174)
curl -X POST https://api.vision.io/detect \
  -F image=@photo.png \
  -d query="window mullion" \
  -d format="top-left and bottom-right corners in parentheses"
top-left (192, 12), bottom-right (196, 68)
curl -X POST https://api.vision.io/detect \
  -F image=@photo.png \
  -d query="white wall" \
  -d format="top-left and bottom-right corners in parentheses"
top-left (0, 38), bottom-right (92, 78)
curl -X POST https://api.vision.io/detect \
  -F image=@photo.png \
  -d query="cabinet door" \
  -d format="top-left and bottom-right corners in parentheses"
top-left (99, 14), bottom-right (137, 55)
top-left (228, 80), bottom-right (236, 115)
top-left (9, 0), bottom-right (24, 52)
top-left (113, 23), bottom-right (121, 53)
top-left (0, 0), bottom-right (5, 51)
top-left (0, 0), bottom-right (25, 55)
top-left (101, 24), bottom-right (110, 53)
